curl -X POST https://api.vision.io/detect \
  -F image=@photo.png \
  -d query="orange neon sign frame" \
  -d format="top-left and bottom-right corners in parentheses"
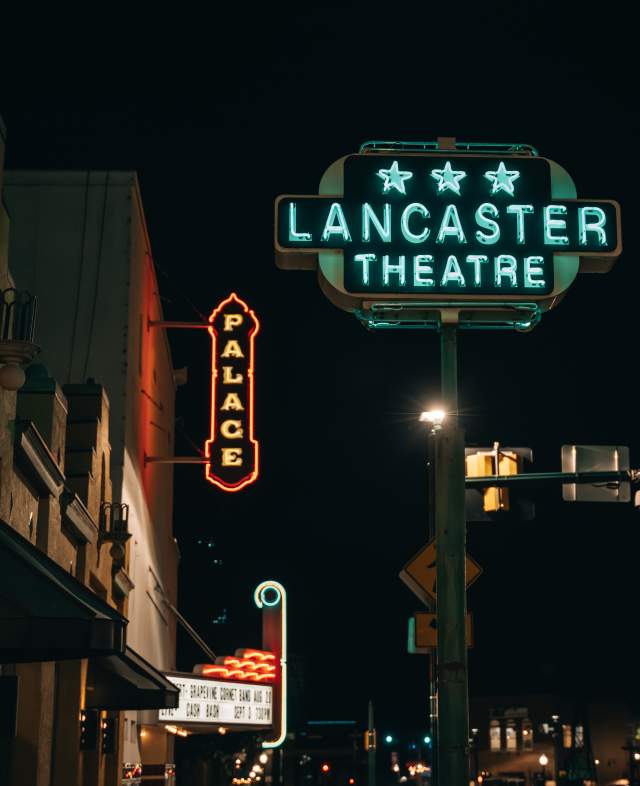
top-left (204, 293), bottom-right (259, 491)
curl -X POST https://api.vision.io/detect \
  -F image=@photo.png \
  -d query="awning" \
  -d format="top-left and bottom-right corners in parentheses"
top-left (0, 518), bottom-right (126, 662)
top-left (86, 646), bottom-right (180, 710)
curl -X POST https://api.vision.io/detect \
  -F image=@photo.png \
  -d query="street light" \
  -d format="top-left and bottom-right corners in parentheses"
top-left (420, 409), bottom-right (446, 432)
top-left (470, 728), bottom-right (480, 782)
top-left (539, 753), bottom-right (548, 782)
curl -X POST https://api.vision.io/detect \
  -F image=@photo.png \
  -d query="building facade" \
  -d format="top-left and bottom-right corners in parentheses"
top-left (1, 119), bottom-right (181, 786)
top-left (470, 692), bottom-right (636, 785)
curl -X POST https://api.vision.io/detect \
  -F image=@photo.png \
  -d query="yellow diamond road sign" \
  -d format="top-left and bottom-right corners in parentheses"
top-left (399, 539), bottom-right (482, 607)
top-left (413, 611), bottom-right (474, 650)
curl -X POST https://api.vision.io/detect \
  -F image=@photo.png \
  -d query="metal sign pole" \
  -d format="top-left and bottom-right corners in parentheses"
top-left (426, 428), bottom-right (438, 785)
top-left (435, 324), bottom-right (469, 785)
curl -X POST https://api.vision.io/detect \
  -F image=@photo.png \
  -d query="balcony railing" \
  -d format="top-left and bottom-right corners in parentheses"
top-left (0, 288), bottom-right (37, 342)
top-left (0, 288), bottom-right (39, 390)
top-left (99, 502), bottom-right (130, 538)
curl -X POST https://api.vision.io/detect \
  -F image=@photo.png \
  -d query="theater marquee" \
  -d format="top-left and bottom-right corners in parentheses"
top-left (159, 674), bottom-right (272, 728)
top-left (205, 293), bottom-right (259, 492)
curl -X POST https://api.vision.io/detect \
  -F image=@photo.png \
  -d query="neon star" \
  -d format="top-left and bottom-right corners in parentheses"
top-left (376, 161), bottom-right (414, 195)
top-left (484, 162), bottom-right (521, 196)
top-left (430, 161), bottom-right (467, 195)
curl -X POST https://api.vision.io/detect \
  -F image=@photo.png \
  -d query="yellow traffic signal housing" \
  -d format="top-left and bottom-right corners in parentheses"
top-left (465, 449), bottom-right (521, 512)
top-left (364, 730), bottom-right (377, 751)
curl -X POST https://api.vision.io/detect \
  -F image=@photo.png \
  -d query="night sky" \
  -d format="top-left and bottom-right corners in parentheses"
top-left (3, 0), bottom-right (640, 734)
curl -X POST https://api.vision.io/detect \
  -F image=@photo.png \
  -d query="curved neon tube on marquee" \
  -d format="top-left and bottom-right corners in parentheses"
top-left (205, 292), bottom-right (260, 492)
top-left (254, 580), bottom-right (287, 749)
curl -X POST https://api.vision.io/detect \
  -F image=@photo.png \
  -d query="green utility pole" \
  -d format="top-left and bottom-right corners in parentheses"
top-left (435, 325), bottom-right (469, 786)
top-left (368, 700), bottom-right (376, 786)
top-left (426, 428), bottom-right (438, 786)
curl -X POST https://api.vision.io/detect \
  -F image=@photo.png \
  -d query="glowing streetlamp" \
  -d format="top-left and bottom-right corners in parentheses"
top-left (539, 753), bottom-right (549, 780)
top-left (419, 409), bottom-right (446, 432)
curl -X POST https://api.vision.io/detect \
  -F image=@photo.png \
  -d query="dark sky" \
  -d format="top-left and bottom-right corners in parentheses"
top-left (3, 0), bottom-right (640, 733)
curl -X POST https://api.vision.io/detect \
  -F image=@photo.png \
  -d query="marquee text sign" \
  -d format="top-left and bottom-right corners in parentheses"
top-left (159, 673), bottom-right (273, 727)
top-left (275, 152), bottom-right (621, 313)
top-left (205, 293), bottom-right (259, 492)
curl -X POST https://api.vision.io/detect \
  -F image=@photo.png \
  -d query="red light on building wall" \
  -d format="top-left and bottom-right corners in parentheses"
top-left (205, 293), bottom-right (259, 492)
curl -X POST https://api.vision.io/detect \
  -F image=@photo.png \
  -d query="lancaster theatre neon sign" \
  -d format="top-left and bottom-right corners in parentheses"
top-left (205, 293), bottom-right (259, 492)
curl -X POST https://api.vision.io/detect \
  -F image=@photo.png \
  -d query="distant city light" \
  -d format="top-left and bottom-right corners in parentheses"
top-left (259, 753), bottom-right (268, 765)
top-left (321, 763), bottom-right (330, 773)
top-left (385, 734), bottom-right (394, 743)
top-left (539, 754), bottom-right (549, 767)
top-left (424, 736), bottom-right (431, 744)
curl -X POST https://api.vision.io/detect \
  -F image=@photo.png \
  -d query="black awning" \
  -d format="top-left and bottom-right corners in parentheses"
top-left (0, 518), bottom-right (126, 662)
top-left (86, 646), bottom-right (180, 710)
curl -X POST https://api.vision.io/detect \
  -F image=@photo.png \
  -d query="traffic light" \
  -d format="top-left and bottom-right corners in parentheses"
top-left (101, 717), bottom-right (117, 754)
top-left (465, 446), bottom-right (534, 521)
top-left (79, 709), bottom-right (99, 750)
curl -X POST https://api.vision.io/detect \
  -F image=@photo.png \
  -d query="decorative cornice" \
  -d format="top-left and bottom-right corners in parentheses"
top-left (13, 420), bottom-right (65, 497)
top-left (113, 567), bottom-right (135, 598)
top-left (61, 489), bottom-right (98, 545)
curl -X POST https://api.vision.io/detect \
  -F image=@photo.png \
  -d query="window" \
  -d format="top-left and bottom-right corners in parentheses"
top-left (505, 720), bottom-right (517, 751)
top-left (574, 725), bottom-right (584, 749)
top-left (490, 720), bottom-right (501, 751)
top-left (563, 724), bottom-right (572, 748)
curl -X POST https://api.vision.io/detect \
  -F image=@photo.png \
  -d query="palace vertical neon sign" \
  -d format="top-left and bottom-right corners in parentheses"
top-left (205, 293), bottom-right (259, 491)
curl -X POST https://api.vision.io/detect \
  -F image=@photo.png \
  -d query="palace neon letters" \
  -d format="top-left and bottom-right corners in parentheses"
top-left (205, 293), bottom-right (259, 492)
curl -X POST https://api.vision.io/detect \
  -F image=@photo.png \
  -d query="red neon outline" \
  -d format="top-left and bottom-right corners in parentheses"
top-left (197, 666), bottom-right (276, 683)
top-left (205, 292), bottom-right (260, 492)
top-left (196, 649), bottom-right (277, 683)
top-left (237, 650), bottom-right (275, 661)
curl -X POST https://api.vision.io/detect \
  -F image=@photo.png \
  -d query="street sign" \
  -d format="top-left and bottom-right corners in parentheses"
top-left (411, 611), bottom-right (474, 651)
top-left (561, 444), bottom-right (630, 503)
top-left (399, 539), bottom-right (482, 607)
top-left (274, 143), bottom-right (622, 329)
